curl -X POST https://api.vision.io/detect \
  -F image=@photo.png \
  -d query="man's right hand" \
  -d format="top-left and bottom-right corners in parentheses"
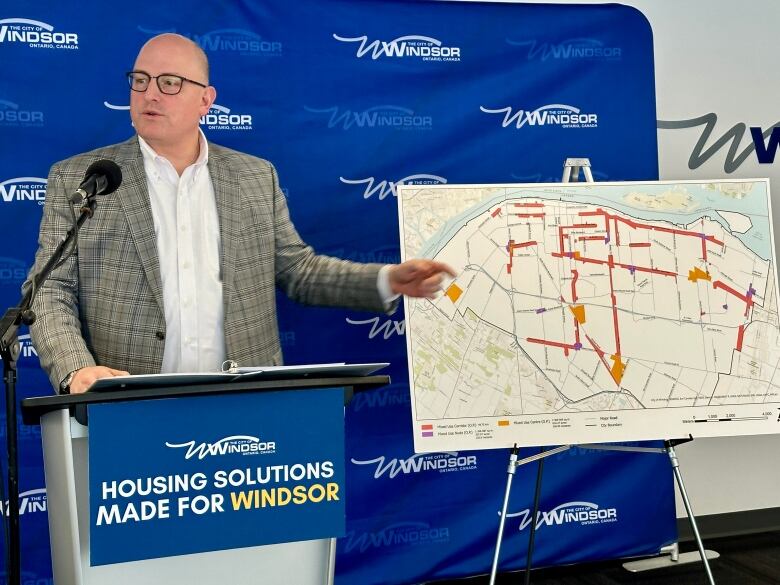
top-left (68, 366), bottom-right (130, 394)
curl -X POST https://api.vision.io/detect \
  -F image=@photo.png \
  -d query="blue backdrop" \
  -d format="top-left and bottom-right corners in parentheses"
top-left (1, 1), bottom-right (675, 584)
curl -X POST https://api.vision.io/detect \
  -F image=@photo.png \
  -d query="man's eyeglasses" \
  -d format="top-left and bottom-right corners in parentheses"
top-left (126, 71), bottom-right (207, 95)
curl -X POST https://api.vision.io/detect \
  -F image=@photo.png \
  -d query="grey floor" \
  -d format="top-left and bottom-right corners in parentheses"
top-left (432, 531), bottom-right (780, 585)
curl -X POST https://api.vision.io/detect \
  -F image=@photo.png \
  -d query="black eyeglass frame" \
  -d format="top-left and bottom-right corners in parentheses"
top-left (126, 71), bottom-right (208, 95)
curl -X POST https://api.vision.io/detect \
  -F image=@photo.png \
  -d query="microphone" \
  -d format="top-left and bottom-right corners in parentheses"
top-left (69, 159), bottom-right (123, 204)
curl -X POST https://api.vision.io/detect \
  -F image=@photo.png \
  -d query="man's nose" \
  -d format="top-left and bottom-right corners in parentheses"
top-left (143, 80), bottom-right (163, 100)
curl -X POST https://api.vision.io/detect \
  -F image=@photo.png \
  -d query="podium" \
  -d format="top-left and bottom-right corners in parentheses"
top-left (21, 373), bottom-right (389, 585)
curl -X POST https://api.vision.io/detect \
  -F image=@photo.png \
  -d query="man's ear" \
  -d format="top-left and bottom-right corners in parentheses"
top-left (200, 86), bottom-right (217, 115)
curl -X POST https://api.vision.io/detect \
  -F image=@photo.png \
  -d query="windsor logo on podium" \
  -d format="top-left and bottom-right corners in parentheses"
top-left (88, 387), bottom-right (345, 565)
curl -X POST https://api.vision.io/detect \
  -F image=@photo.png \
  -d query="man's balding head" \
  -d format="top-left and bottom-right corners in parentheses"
top-left (135, 33), bottom-right (209, 83)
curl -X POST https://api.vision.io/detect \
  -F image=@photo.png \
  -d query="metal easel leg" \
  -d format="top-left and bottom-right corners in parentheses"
top-left (666, 441), bottom-right (717, 585)
top-left (488, 445), bottom-right (572, 585)
top-left (579, 442), bottom-right (720, 576)
top-left (489, 446), bottom-right (519, 585)
top-left (523, 450), bottom-right (545, 585)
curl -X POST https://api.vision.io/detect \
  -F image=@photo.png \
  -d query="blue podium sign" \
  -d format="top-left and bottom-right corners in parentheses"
top-left (87, 387), bottom-right (345, 566)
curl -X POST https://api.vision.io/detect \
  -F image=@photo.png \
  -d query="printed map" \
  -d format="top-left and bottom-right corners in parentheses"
top-left (398, 181), bottom-right (780, 451)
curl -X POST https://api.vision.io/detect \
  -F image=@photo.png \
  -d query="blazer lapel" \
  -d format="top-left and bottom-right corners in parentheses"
top-left (208, 147), bottom-right (241, 310)
top-left (116, 138), bottom-right (165, 314)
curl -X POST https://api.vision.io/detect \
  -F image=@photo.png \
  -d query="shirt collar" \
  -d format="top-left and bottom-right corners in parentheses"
top-left (137, 129), bottom-right (210, 175)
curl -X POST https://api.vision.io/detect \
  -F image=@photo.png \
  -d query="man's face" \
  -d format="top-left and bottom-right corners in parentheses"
top-left (129, 37), bottom-right (214, 152)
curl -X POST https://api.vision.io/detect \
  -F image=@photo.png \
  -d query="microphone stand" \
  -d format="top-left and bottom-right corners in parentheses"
top-left (0, 195), bottom-right (98, 585)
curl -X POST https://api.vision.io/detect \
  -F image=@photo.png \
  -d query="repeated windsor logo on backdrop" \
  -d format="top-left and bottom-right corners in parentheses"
top-left (0, 177), bottom-right (47, 206)
top-left (506, 37), bottom-right (622, 61)
top-left (0, 100), bottom-right (44, 128)
top-left (304, 105), bottom-right (433, 130)
top-left (351, 451), bottom-right (478, 479)
top-left (16, 334), bottom-right (38, 360)
top-left (505, 501), bottom-right (619, 532)
top-left (339, 174), bottom-right (447, 201)
top-left (345, 316), bottom-right (405, 340)
top-left (0, 18), bottom-right (79, 49)
top-left (0, 488), bottom-right (48, 517)
top-left (480, 104), bottom-right (598, 129)
top-left (332, 34), bottom-right (461, 62)
top-left (138, 26), bottom-right (282, 57)
top-left (201, 104), bottom-right (253, 131)
top-left (342, 521), bottom-right (451, 553)
top-left (349, 384), bottom-right (410, 413)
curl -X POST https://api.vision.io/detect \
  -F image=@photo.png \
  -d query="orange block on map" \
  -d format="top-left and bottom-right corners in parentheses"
top-left (688, 267), bottom-right (711, 282)
top-left (569, 305), bottom-right (586, 324)
top-left (445, 283), bottom-right (463, 303)
top-left (610, 354), bottom-right (626, 385)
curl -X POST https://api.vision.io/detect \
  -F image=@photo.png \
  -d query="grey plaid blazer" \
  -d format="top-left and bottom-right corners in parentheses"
top-left (28, 137), bottom-right (386, 390)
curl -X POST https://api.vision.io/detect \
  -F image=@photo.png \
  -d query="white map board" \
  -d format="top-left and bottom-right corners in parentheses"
top-left (398, 180), bottom-right (780, 452)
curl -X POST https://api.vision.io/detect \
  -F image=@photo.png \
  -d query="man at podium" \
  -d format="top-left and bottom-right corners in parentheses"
top-left (26, 33), bottom-right (453, 395)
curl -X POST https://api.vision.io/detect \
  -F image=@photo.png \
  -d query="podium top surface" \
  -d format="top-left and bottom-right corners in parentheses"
top-left (21, 374), bottom-right (391, 425)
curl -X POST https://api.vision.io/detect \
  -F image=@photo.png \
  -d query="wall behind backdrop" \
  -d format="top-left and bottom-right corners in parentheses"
top-left (0, 1), bottom-right (676, 584)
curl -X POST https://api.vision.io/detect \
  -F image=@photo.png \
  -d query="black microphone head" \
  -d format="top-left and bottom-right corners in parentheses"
top-left (85, 159), bottom-right (123, 195)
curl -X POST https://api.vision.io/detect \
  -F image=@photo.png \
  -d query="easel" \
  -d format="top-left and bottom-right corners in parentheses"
top-left (487, 159), bottom-right (719, 585)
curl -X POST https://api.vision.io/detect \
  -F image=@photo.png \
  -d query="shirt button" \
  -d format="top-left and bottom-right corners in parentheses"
top-left (155, 331), bottom-right (165, 340)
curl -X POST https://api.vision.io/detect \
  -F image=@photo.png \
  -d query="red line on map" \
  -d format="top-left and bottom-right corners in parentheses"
top-left (576, 256), bottom-right (604, 265)
top-left (713, 281), bottom-right (749, 304)
top-left (514, 202), bottom-right (545, 207)
top-left (611, 217), bottom-right (618, 246)
top-left (506, 240), bottom-right (538, 274)
top-left (571, 269), bottom-right (579, 302)
top-left (585, 335), bottom-right (604, 358)
top-left (515, 213), bottom-right (546, 219)
top-left (616, 216), bottom-right (720, 243)
top-left (615, 262), bottom-right (677, 277)
top-left (491, 207), bottom-right (502, 218)
top-left (585, 335), bottom-right (613, 377)
top-left (547, 206), bottom-right (741, 388)
top-left (527, 338), bottom-right (578, 356)
top-left (608, 254), bottom-right (621, 356)
top-left (736, 324), bottom-right (745, 352)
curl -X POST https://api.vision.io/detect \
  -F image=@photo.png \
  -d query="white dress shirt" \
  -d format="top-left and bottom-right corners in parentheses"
top-left (139, 131), bottom-right (226, 373)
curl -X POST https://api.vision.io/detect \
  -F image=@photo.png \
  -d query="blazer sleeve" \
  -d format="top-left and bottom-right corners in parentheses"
top-left (267, 163), bottom-right (392, 313)
top-left (26, 164), bottom-right (97, 391)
